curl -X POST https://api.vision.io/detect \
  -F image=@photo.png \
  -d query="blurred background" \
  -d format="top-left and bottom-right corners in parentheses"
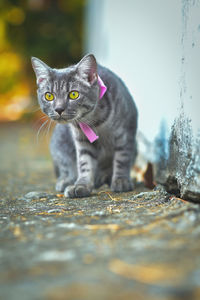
top-left (0, 0), bottom-right (85, 123)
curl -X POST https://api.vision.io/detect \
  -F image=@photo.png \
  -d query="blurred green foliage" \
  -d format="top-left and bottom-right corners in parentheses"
top-left (0, 0), bottom-right (86, 121)
top-left (4, 0), bottom-right (85, 66)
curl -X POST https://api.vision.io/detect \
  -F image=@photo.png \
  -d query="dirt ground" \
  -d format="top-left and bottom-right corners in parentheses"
top-left (0, 122), bottom-right (200, 300)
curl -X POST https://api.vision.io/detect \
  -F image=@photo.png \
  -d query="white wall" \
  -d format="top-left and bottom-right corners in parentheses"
top-left (181, 1), bottom-right (200, 135)
top-left (85, 0), bottom-right (200, 143)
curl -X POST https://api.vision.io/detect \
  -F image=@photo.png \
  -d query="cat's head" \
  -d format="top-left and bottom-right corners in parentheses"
top-left (31, 54), bottom-right (99, 123)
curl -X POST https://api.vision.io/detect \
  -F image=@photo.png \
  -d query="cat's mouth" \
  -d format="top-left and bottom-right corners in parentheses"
top-left (49, 114), bottom-right (75, 123)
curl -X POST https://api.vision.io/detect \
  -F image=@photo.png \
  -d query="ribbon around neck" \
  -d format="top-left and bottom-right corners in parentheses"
top-left (78, 75), bottom-right (107, 143)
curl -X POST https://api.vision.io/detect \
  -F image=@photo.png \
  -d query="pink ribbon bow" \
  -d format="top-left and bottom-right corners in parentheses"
top-left (78, 75), bottom-right (107, 143)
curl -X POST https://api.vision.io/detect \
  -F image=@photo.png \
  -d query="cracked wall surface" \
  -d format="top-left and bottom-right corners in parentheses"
top-left (155, 0), bottom-right (200, 201)
top-left (156, 111), bottom-right (200, 201)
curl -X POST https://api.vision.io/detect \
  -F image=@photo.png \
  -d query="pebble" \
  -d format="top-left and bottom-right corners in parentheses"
top-left (24, 191), bottom-right (49, 200)
top-left (38, 250), bottom-right (75, 262)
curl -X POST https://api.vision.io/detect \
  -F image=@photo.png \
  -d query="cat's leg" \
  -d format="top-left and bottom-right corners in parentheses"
top-left (111, 135), bottom-right (137, 192)
top-left (64, 143), bottom-right (97, 198)
top-left (94, 168), bottom-right (112, 188)
top-left (50, 124), bottom-right (77, 192)
top-left (53, 160), bottom-right (76, 192)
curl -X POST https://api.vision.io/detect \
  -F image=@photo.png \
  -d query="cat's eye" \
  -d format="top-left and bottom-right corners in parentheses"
top-left (45, 92), bottom-right (54, 101)
top-left (69, 90), bottom-right (79, 100)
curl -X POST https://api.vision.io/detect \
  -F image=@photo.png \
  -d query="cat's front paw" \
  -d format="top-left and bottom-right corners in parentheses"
top-left (56, 178), bottom-right (71, 192)
top-left (111, 177), bottom-right (133, 193)
top-left (64, 184), bottom-right (92, 198)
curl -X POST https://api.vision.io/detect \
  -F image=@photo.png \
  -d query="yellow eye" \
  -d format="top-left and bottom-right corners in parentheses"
top-left (45, 92), bottom-right (54, 101)
top-left (69, 91), bottom-right (79, 100)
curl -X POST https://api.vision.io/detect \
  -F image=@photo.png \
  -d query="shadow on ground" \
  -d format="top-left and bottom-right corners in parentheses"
top-left (0, 123), bottom-right (200, 300)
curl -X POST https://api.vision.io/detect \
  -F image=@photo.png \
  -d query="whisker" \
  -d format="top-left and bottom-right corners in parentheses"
top-left (33, 115), bottom-right (48, 129)
top-left (42, 119), bottom-right (50, 141)
top-left (36, 119), bottom-right (49, 145)
top-left (41, 119), bottom-right (51, 142)
top-left (31, 106), bottom-right (41, 113)
top-left (46, 119), bottom-right (53, 141)
top-left (42, 119), bottom-right (51, 139)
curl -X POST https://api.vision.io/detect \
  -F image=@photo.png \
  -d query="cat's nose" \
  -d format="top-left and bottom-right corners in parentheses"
top-left (55, 107), bottom-right (64, 115)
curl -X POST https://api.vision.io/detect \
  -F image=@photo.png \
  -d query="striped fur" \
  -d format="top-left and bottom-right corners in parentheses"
top-left (32, 54), bottom-right (138, 198)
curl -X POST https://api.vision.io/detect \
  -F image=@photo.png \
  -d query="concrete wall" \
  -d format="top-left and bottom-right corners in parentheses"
top-left (85, 0), bottom-right (199, 139)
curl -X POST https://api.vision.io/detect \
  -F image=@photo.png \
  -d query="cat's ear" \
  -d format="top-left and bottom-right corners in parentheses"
top-left (77, 54), bottom-right (97, 84)
top-left (31, 57), bottom-right (50, 86)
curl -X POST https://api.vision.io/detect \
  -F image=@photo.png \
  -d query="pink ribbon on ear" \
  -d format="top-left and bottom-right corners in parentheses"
top-left (98, 75), bottom-right (107, 99)
top-left (78, 75), bottom-right (107, 143)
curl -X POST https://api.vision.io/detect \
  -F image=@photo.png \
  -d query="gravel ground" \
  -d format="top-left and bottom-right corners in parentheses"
top-left (0, 122), bottom-right (200, 300)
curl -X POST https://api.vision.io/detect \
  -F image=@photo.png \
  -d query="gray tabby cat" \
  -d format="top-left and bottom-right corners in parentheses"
top-left (31, 54), bottom-right (138, 198)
